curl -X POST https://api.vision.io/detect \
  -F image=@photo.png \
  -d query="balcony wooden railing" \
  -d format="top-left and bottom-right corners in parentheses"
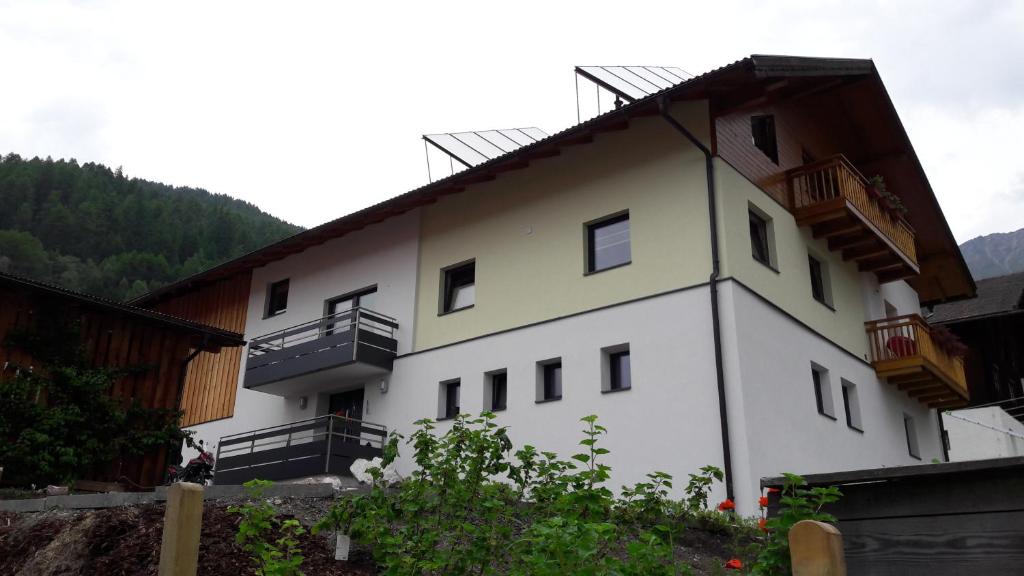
top-left (865, 314), bottom-right (968, 409)
top-left (783, 155), bottom-right (919, 282)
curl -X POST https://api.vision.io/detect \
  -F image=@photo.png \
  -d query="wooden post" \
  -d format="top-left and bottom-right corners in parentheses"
top-left (159, 482), bottom-right (204, 576)
top-left (789, 519), bottom-right (846, 576)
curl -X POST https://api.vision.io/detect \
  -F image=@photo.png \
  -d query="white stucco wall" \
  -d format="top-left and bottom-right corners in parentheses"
top-left (945, 407), bottom-right (1024, 461)
top-left (718, 279), bottom-right (943, 515)
top-left (184, 210), bottom-right (421, 456)
top-left (365, 287), bottom-right (727, 504)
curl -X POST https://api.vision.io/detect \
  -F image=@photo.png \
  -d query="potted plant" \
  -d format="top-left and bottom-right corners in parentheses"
top-left (867, 175), bottom-right (887, 200)
top-left (930, 324), bottom-right (968, 358)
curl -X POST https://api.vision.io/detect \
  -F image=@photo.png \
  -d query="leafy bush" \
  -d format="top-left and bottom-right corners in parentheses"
top-left (228, 479), bottom-right (306, 576)
top-left (750, 473), bottom-right (842, 575)
top-left (0, 316), bottom-right (191, 487)
top-left (315, 413), bottom-right (720, 575)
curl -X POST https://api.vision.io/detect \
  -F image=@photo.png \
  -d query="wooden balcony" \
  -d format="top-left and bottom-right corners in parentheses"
top-left (784, 155), bottom-right (919, 283)
top-left (865, 314), bottom-right (968, 409)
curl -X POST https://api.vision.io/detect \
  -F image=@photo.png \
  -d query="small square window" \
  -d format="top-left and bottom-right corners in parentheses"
top-left (441, 261), bottom-right (475, 314)
top-left (601, 344), bottom-right (632, 393)
top-left (904, 414), bottom-right (920, 459)
top-left (487, 371), bottom-right (507, 412)
top-left (841, 380), bottom-right (862, 431)
top-left (811, 364), bottom-right (835, 419)
top-left (265, 279), bottom-right (290, 317)
top-left (537, 360), bottom-right (562, 402)
top-left (751, 115), bottom-right (779, 164)
top-left (586, 213), bottom-right (631, 273)
top-left (439, 379), bottom-right (460, 420)
top-left (808, 254), bottom-right (833, 307)
top-left (749, 209), bottom-right (774, 268)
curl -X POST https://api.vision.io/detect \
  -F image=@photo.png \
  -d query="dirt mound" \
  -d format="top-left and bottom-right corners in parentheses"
top-left (0, 503), bottom-right (376, 575)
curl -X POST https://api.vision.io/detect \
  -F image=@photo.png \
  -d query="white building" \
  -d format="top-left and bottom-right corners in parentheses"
top-left (136, 56), bottom-right (976, 515)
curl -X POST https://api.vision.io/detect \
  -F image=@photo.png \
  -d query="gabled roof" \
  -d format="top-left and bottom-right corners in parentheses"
top-left (930, 271), bottom-right (1024, 324)
top-left (0, 272), bottom-right (245, 348)
top-left (132, 54), bottom-right (973, 307)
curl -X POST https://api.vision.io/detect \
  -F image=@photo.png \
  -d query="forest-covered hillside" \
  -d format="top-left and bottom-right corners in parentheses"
top-left (0, 154), bottom-right (302, 301)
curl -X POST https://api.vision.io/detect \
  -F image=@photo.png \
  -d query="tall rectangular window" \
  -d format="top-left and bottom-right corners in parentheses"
top-left (841, 380), bottom-right (862, 431)
top-left (749, 209), bottom-right (773, 267)
top-left (441, 261), bottom-right (475, 314)
top-left (808, 255), bottom-right (832, 307)
top-left (440, 380), bottom-right (460, 420)
top-left (537, 360), bottom-right (562, 402)
top-left (586, 212), bottom-right (631, 273)
top-left (751, 114), bottom-right (779, 164)
top-left (265, 279), bottom-right (290, 317)
top-left (904, 414), bottom-right (920, 459)
top-left (812, 364), bottom-right (835, 419)
top-left (489, 371), bottom-right (507, 412)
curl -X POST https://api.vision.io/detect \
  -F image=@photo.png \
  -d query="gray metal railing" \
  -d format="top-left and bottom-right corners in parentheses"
top-left (248, 306), bottom-right (399, 358)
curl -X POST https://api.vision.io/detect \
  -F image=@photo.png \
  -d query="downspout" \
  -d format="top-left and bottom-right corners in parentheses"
top-left (175, 336), bottom-right (207, 413)
top-left (658, 96), bottom-right (735, 501)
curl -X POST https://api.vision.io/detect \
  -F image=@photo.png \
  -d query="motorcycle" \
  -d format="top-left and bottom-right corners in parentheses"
top-left (166, 448), bottom-right (215, 485)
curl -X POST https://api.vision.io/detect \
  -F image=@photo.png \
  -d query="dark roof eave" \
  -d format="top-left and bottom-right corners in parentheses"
top-left (0, 272), bottom-right (245, 348)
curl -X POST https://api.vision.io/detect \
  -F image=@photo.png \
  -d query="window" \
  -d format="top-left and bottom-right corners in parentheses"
top-left (749, 208), bottom-right (774, 268)
top-left (841, 380), bottom-right (862, 431)
top-left (441, 261), bottom-right (475, 314)
top-left (751, 115), bottom-right (779, 164)
top-left (537, 360), bottom-right (562, 402)
top-left (904, 413), bottom-right (920, 459)
top-left (884, 300), bottom-right (899, 319)
top-left (808, 255), bottom-right (832, 307)
top-left (265, 279), bottom-right (290, 317)
top-left (586, 212), bottom-right (631, 273)
top-left (486, 371), bottom-right (507, 412)
top-left (440, 380), bottom-right (460, 420)
top-left (601, 344), bottom-right (632, 393)
top-left (325, 286), bottom-right (377, 334)
top-left (811, 364), bottom-right (835, 419)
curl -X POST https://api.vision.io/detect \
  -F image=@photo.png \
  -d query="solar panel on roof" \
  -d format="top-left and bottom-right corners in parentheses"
top-left (575, 66), bottom-right (691, 102)
top-left (423, 128), bottom-right (550, 171)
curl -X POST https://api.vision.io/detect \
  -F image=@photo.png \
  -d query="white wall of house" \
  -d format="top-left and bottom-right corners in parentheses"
top-left (364, 287), bottom-right (727, 505)
top-left (184, 210), bottom-right (422, 456)
top-left (719, 279), bottom-right (943, 515)
top-left (945, 407), bottom-right (1024, 461)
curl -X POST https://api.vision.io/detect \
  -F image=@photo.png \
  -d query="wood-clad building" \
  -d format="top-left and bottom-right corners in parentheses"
top-left (0, 272), bottom-right (244, 486)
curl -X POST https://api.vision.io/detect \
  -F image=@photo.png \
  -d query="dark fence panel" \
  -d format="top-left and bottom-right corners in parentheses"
top-left (763, 457), bottom-right (1024, 575)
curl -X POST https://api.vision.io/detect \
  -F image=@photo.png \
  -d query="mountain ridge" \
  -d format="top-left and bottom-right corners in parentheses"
top-left (960, 227), bottom-right (1024, 281)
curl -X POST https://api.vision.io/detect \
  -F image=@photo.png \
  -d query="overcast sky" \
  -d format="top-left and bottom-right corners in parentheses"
top-left (1, 1), bottom-right (1021, 243)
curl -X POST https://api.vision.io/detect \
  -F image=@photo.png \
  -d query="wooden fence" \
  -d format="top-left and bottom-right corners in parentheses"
top-left (764, 457), bottom-right (1024, 575)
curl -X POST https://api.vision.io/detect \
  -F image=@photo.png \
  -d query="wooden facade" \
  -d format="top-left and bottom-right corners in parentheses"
top-left (0, 274), bottom-right (242, 487)
top-left (150, 272), bottom-right (251, 426)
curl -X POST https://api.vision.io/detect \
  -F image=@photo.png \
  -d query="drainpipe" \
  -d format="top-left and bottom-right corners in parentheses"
top-left (175, 337), bottom-right (207, 411)
top-left (658, 96), bottom-right (735, 502)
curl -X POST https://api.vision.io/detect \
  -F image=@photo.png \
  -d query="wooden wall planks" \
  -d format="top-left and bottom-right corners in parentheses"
top-left (151, 272), bottom-right (251, 426)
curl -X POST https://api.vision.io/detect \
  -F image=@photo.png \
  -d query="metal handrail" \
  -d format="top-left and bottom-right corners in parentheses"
top-left (248, 306), bottom-right (398, 358)
top-left (215, 414), bottom-right (388, 465)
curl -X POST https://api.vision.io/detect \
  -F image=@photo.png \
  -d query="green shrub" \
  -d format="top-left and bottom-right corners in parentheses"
top-left (750, 473), bottom-right (842, 575)
top-left (228, 479), bottom-right (305, 576)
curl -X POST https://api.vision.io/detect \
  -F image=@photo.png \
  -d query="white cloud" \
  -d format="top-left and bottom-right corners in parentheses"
top-left (0, 0), bottom-right (1021, 243)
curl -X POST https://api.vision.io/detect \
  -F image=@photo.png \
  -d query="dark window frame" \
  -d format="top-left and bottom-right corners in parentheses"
top-left (440, 260), bottom-right (476, 315)
top-left (538, 361), bottom-right (563, 403)
top-left (489, 371), bottom-right (508, 412)
top-left (812, 366), bottom-right (836, 420)
top-left (608, 350), bottom-right (631, 392)
top-left (441, 380), bottom-right (461, 420)
top-left (904, 414), bottom-right (920, 459)
top-left (749, 209), bottom-right (774, 269)
top-left (585, 211), bottom-right (631, 275)
top-left (841, 381), bottom-right (863, 432)
top-left (808, 254), bottom-right (832, 308)
top-left (264, 279), bottom-right (290, 318)
top-left (751, 114), bottom-right (779, 164)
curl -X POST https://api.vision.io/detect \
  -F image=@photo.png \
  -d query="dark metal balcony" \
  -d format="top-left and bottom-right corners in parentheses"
top-left (243, 307), bottom-right (398, 396)
top-left (212, 415), bottom-right (386, 484)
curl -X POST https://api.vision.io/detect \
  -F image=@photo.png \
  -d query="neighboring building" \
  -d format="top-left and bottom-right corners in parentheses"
top-left (0, 272), bottom-right (244, 486)
top-left (930, 272), bottom-right (1024, 460)
top-left (133, 55), bottom-right (975, 514)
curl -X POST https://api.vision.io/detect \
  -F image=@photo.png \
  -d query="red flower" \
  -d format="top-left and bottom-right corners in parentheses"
top-left (758, 517), bottom-right (768, 532)
top-left (725, 558), bottom-right (743, 570)
top-left (767, 487), bottom-right (781, 493)
top-left (759, 495), bottom-right (769, 508)
top-left (718, 499), bottom-right (736, 511)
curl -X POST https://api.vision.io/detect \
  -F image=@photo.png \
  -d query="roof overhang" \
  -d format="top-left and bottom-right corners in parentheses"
top-left (133, 55), bottom-right (974, 307)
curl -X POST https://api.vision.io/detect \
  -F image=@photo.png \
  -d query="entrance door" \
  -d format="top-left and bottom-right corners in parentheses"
top-left (329, 388), bottom-right (365, 443)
